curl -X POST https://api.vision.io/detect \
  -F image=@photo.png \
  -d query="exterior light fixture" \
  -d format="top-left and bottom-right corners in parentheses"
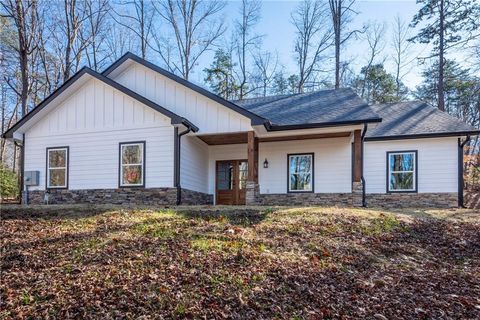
top-left (263, 158), bottom-right (269, 168)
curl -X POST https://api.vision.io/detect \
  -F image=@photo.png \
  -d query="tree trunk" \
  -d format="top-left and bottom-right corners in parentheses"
top-left (437, 0), bottom-right (445, 111)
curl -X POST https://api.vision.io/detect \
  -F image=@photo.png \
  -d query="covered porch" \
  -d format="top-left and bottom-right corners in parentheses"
top-left (194, 125), bottom-right (366, 206)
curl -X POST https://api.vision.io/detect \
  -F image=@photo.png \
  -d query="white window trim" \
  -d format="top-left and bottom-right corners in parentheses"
top-left (47, 147), bottom-right (68, 189)
top-left (288, 153), bottom-right (314, 193)
top-left (120, 142), bottom-right (145, 187)
top-left (387, 151), bottom-right (417, 192)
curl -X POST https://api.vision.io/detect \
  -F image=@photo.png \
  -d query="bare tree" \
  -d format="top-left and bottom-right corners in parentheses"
top-left (155, 0), bottom-right (226, 81)
top-left (328, 0), bottom-right (361, 89)
top-left (234, 0), bottom-right (262, 99)
top-left (360, 22), bottom-right (386, 99)
top-left (291, 0), bottom-right (334, 93)
top-left (252, 51), bottom-right (278, 97)
top-left (391, 15), bottom-right (413, 99)
top-left (111, 0), bottom-right (155, 59)
top-left (1, 0), bottom-right (39, 117)
top-left (82, 0), bottom-right (110, 71)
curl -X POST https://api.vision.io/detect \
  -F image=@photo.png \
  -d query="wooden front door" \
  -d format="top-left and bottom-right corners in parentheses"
top-left (216, 160), bottom-right (248, 205)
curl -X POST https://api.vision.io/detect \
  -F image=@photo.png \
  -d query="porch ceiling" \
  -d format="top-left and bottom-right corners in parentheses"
top-left (196, 131), bottom-right (352, 145)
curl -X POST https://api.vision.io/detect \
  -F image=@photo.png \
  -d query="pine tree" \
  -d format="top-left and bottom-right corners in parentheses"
top-left (409, 0), bottom-right (480, 111)
top-left (204, 49), bottom-right (239, 100)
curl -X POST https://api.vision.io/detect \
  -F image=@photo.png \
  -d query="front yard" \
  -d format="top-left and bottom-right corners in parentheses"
top-left (1, 205), bottom-right (479, 319)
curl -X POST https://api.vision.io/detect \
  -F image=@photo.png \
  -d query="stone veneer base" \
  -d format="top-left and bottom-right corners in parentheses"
top-left (27, 188), bottom-right (213, 205)
top-left (365, 192), bottom-right (458, 208)
top-left (254, 192), bottom-right (458, 208)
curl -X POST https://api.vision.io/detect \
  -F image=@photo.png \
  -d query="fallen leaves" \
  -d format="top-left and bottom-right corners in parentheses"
top-left (0, 205), bottom-right (479, 319)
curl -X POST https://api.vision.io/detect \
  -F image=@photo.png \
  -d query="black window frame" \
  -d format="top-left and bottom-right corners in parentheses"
top-left (119, 141), bottom-right (146, 188)
top-left (287, 152), bottom-right (315, 193)
top-left (46, 146), bottom-right (69, 190)
top-left (386, 150), bottom-right (418, 193)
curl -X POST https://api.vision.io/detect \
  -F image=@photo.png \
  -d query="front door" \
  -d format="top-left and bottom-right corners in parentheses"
top-left (216, 160), bottom-right (248, 205)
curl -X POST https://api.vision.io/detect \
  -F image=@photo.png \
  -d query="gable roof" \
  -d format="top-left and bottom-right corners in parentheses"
top-left (233, 88), bottom-right (382, 130)
top-left (102, 52), bottom-right (267, 126)
top-left (365, 101), bottom-right (479, 140)
top-left (3, 67), bottom-right (198, 139)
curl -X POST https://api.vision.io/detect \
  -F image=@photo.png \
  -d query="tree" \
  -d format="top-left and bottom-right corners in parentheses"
top-left (352, 64), bottom-right (404, 104)
top-left (409, 0), bottom-right (480, 111)
top-left (360, 22), bottom-right (385, 98)
top-left (1, 0), bottom-right (39, 117)
top-left (204, 49), bottom-right (239, 100)
top-left (272, 70), bottom-right (289, 95)
top-left (287, 74), bottom-right (300, 94)
top-left (155, 0), bottom-right (226, 80)
top-left (234, 0), bottom-right (262, 99)
top-left (291, 0), bottom-right (334, 93)
top-left (328, 0), bottom-right (360, 89)
top-left (252, 51), bottom-right (278, 97)
top-left (111, 0), bottom-right (155, 59)
top-left (391, 15), bottom-right (413, 100)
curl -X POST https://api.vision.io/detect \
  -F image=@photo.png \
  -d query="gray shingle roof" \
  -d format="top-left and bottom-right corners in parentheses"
top-left (366, 101), bottom-right (478, 139)
top-left (233, 88), bottom-right (381, 127)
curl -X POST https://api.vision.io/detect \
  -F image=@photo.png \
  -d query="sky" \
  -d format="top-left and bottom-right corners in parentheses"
top-left (189, 0), bottom-right (469, 91)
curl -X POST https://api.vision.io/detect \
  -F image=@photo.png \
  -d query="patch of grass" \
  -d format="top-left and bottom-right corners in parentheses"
top-left (20, 290), bottom-right (33, 305)
top-left (190, 237), bottom-right (244, 253)
top-left (359, 214), bottom-right (403, 235)
top-left (133, 222), bottom-right (177, 239)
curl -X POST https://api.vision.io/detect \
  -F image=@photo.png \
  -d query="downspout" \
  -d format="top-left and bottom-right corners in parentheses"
top-left (15, 134), bottom-right (25, 204)
top-left (458, 135), bottom-right (471, 208)
top-left (174, 127), bottom-right (191, 205)
top-left (361, 124), bottom-right (368, 207)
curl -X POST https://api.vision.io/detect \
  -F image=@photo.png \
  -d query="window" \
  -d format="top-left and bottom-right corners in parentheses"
top-left (47, 147), bottom-right (68, 188)
top-left (288, 153), bottom-right (314, 192)
top-left (119, 142), bottom-right (145, 187)
top-left (387, 151), bottom-right (417, 192)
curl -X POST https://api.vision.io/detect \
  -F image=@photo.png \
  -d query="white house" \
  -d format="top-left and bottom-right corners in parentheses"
top-left (3, 53), bottom-right (478, 207)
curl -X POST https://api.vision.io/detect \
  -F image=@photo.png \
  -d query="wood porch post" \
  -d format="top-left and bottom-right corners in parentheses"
top-left (353, 129), bottom-right (362, 182)
top-left (247, 131), bottom-right (258, 183)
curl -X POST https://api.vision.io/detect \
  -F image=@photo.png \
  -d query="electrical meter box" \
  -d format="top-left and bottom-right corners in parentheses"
top-left (24, 171), bottom-right (40, 186)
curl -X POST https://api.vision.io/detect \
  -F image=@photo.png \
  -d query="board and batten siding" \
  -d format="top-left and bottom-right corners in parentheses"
top-left (111, 62), bottom-right (253, 134)
top-left (181, 135), bottom-right (209, 194)
top-left (364, 137), bottom-right (458, 193)
top-left (24, 77), bottom-right (175, 191)
top-left (258, 137), bottom-right (353, 194)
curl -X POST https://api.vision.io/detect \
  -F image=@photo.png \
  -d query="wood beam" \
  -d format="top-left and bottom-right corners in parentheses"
top-left (258, 131), bottom-right (350, 143)
top-left (353, 129), bottom-right (362, 182)
top-left (247, 131), bottom-right (258, 183)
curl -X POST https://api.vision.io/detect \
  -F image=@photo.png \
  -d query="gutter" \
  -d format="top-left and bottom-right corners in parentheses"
top-left (174, 127), bottom-right (191, 205)
top-left (361, 124), bottom-right (368, 207)
top-left (264, 118), bottom-right (381, 132)
top-left (458, 135), bottom-right (471, 208)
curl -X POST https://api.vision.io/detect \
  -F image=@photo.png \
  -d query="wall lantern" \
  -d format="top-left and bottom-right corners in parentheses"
top-left (263, 158), bottom-right (269, 168)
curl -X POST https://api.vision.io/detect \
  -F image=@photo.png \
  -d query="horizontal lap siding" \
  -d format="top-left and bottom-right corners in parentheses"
top-left (113, 63), bottom-right (252, 134)
top-left (258, 137), bottom-right (352, 194)
top-left (24, 78), bottom-right (174, 191)
top-left (364, 138), bottom-right (458, 193)
top-left (181, 136), bottom-right (209, 194)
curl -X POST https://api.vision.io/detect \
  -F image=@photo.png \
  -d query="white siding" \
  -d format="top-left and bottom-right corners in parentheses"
top-left (112, 63), bottom-right (253, 134)
top-left (364, 137), bottom-right (458, 193)
top-left (208, 144), bottom-right (248, 195)
top-left (181, 135), bottom-right (209, 193)
top-left (24, 78), bottom-right (175, 191)
top-left (258, 137), bottom-right (353, 194)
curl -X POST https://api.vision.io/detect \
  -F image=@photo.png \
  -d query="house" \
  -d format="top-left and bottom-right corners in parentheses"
top-left (3, 52), bottom-right (478, 208)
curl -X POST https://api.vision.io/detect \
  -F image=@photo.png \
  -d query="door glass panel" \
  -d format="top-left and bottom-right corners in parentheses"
top-left (217, 162), bottom-right (233, 190)
top-left (238, 161), bottom-right (248, 189)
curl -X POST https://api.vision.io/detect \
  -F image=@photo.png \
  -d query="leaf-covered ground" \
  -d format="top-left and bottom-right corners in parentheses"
top-left (1, 205), bottom-right (479, 319)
